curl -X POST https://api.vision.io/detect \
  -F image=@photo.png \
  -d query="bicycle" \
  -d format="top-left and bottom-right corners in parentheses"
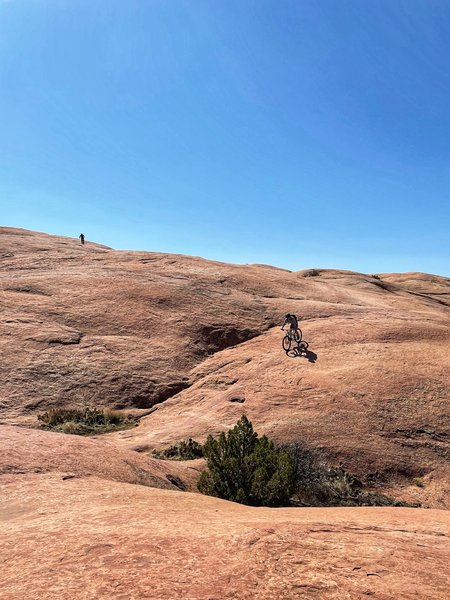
top-left (282, 327), bottom-right (302, 352)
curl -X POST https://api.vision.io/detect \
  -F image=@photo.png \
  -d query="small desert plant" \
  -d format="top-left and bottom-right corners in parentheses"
top-left (284, 441), bottom-right (413, 507)
top-left (37, 407), bottom-right (134, 435)
top-left (412, 477), bottom-right (425, 488)
top-left (283, 441), bottom-right (355, 505)
top-left (198, 416), bottom-right (296, 507)
top-left (153, 438), bottom-right (204, 460)
top-left (61, 421), bottom-right (82, 435)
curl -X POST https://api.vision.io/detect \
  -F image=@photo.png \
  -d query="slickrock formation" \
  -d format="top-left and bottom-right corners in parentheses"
top-left (0, 227), bottom-right (273, 418)
top-left (1, 227), bottom-right (449, 598)
top-left (1, 475), bottom-right (449, 600)
top-left (113, 309), bottom-right (449, 508)
top-left (0, 425), bottom-right (201, 492)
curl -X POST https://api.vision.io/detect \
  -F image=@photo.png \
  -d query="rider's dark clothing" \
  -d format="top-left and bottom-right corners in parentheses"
top-left (282, 314), bottom-right (299, 331)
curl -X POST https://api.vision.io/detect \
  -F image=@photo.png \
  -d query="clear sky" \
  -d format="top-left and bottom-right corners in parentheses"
top-left (1, 0), bottom-right (449, 275)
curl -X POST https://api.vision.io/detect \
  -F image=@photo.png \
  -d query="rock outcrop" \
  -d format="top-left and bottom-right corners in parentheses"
top-left (0, 425), bottom-right (201, 491)
top-left (1, 227), bottom-right (449, 599)
top-left (1, 227), bottom-right (449, 505)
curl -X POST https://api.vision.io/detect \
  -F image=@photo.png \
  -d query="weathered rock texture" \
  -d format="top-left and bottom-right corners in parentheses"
top-left (1, 475), bottom-right (449, 600)
top-left (1, 227), bottom-right (449, 598)
top-left (1, 228), bottom-right (449, 502)
top-left (0, 425), bottom-right (201, 492)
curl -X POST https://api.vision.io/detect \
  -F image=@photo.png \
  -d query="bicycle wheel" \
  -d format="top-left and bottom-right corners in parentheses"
top-left (294, 329), bottom-right (302, 343)
top-left (282, 335), bottom-right (291, 352)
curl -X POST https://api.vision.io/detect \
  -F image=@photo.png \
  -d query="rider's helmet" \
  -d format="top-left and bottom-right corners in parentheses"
top-left (285, 313), bottom-right (290, 318)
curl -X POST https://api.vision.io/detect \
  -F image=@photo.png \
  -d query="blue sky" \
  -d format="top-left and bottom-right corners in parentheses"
top-left (1, 0), bottom-right (449, 275)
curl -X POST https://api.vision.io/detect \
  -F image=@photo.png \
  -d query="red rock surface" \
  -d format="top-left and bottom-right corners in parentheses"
top-left (0, 425), bottom-right (201, 492)
top-left (1, 227), bottom-right (449, 598)
top-left (113, 310), bottom-right (449, 508)
top-left (1, 475), bottom-right (449, 600)
top-left (0, 227), bottom-right (274, 417)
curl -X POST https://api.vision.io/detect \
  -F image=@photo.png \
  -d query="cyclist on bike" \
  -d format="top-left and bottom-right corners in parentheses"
top-left (281, 313), bottom-right (299, 334)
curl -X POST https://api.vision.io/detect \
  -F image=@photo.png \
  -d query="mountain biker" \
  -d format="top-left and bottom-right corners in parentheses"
top-left (281, 313), bottom-right (299, 335)
top-left (79, 233), bottom-right (85, 245)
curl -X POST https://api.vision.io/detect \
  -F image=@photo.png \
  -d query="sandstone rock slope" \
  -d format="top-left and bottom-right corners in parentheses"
top-left (1, 227), bottom-right (449, 506)
top-left (1, 227), bottom-right (450, 599)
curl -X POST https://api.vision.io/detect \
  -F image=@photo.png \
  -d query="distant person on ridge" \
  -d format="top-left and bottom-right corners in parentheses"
top-left (281, 313), bottom-right (299, 335)
top-left (79, 233), bottom-right (85, 245)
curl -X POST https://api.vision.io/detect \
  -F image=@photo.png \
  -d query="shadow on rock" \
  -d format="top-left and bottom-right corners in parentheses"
top-left (286, 342), bottom-right (317, 363)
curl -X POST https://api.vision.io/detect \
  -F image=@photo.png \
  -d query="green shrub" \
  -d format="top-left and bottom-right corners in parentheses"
top-left (197, 416), bottom-right (295, 507)
top-left (153, 438), bottom-right (204, 460)
top-left (37, 407), bottom-right (134, 435)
